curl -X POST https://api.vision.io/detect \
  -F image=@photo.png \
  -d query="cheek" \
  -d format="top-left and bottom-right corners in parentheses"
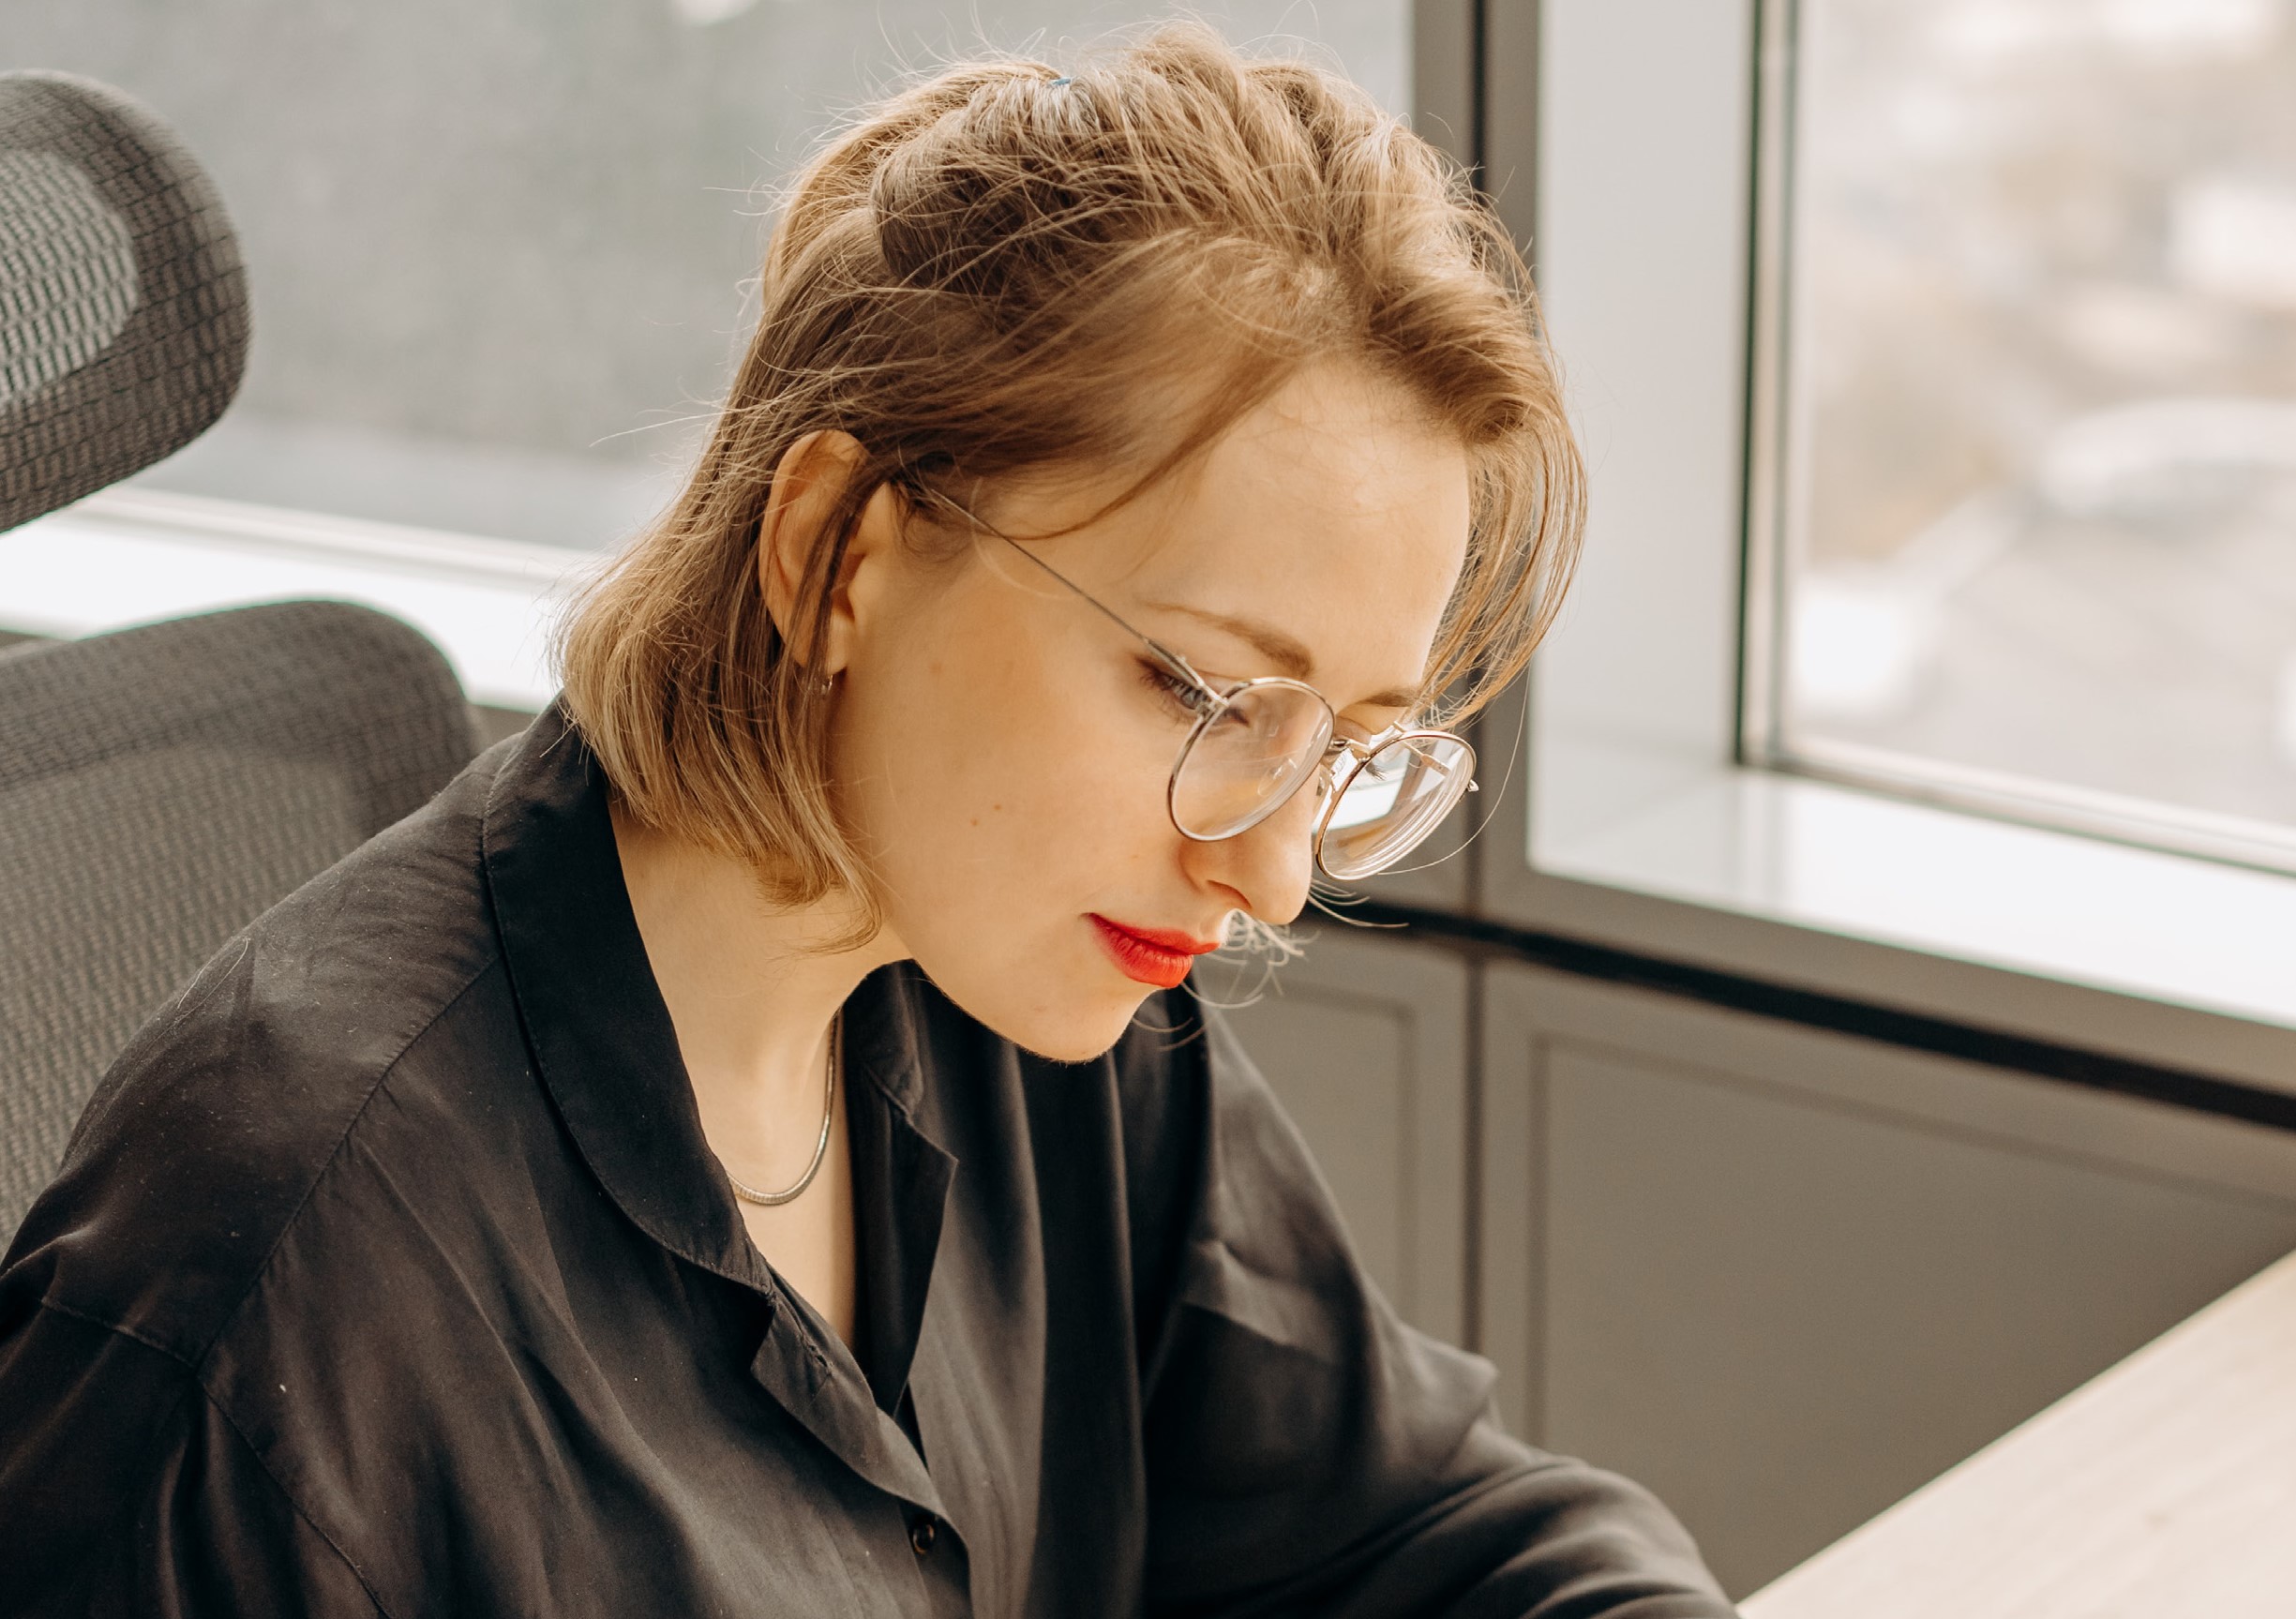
top-left (835, 603), bottom-right (1164, 907)
top-left (831, 615), bottom-right (1188, 1057)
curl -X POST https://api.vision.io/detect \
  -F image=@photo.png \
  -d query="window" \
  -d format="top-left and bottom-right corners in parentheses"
top-left (16, 2), bottom-right (1411, 554)
top-left (1508, 0), bottom-right (2296, 1068)
top-left (1749, 0), bottom-right (2296, 870)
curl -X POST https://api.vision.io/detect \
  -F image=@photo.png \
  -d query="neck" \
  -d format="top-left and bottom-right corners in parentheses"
top-left (608, 800), bottom-right (905, 1132)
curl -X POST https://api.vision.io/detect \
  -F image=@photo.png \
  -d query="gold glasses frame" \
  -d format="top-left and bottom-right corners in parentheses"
top-left (913, 488), bottom-right (1478, 880)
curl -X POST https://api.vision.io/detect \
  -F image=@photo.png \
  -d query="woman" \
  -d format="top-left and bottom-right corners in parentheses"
top-left (0, 27), bottom-right (1733, 1617)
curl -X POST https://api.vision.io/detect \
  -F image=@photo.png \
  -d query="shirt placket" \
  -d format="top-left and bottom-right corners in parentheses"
top-left (748, 1286), bottom-right (974, 1617)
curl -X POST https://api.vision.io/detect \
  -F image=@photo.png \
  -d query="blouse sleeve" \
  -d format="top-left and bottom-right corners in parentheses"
top-left (0, 1298), bottom-right (383, 1617)
top-left (1128, 1005), bottom-right (1737, 1619)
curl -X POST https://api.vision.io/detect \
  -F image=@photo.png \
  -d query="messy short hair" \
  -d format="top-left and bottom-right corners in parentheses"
top-left (555, 22), bottom-right (1583, 924)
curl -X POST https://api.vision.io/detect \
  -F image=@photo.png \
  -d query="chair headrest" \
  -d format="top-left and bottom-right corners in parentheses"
top-left (0, 71), bottom-right (249, 532)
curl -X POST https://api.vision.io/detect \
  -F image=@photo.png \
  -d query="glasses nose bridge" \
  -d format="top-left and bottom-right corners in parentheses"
top-left (1313, 731), bottom-right (1368, 795)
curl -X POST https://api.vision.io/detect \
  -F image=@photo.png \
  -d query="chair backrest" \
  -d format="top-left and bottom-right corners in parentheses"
top-left (0, 601), bottom-right (483, 1239)
top-left (1, 69), bottom-right (248, 531)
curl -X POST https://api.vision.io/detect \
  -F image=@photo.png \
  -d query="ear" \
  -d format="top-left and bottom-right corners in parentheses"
top-left (758, 431), bottom-right (903, 677)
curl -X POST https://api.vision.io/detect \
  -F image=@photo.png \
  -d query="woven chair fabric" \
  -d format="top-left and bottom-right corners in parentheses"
top-left (0, 601), bottom-right (482, 1238)
top-left (0, 70), bottom-right (249, 531)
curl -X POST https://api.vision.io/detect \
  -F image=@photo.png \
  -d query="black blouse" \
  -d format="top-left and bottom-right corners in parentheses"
top-left (0, 707), bottom-right (1733, 1617)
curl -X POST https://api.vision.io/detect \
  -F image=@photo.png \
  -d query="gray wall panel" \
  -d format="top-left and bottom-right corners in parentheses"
top-left (1480, 961), bottom-right (2296, 1599)
top-left (1210, 927), bottom-right (1471, 1343)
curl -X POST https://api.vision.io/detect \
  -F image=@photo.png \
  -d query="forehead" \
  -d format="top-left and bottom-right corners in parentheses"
top-left (1093, 364), bottom-right (1472, 696)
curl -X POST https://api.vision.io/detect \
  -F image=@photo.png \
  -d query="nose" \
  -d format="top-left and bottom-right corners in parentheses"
top-left (1181, 767), bottom-right (1328, 925)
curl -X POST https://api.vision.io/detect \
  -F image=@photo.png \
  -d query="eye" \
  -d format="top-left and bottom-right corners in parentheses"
top-left (1136, 660), bottom-right (1208, 723)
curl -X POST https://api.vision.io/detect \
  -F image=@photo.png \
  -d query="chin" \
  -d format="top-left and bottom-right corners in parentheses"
top-left (929, 967), bottom-right (1160, 1065)
top-left (1013, 995), bottom-right (1160, 1065)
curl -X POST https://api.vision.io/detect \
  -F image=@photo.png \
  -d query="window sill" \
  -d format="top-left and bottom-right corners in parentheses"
top-left (0, 488), bottom-right (579, 712)
top-left (1508, 727), bottom-right (2296, 1097)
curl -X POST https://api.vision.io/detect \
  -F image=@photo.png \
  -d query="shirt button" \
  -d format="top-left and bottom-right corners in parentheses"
top-left (908, 1515), bottom-right (938, 1556)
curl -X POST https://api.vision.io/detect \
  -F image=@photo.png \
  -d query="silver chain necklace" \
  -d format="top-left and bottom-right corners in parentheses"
top-left (725, 1012), bottom-right (841, 1207)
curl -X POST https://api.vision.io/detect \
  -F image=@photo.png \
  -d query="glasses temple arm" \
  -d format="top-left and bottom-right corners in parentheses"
top-left (923, 490), bottom-right (1224, 702)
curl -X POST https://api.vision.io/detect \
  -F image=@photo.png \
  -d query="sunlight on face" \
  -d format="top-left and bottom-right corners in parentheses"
top-left (830, 360), bottom-right (1472, 1060)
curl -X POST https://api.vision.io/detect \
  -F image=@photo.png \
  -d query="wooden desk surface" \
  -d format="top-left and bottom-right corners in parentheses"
top-left (1739, 1247), bottom-right (2296, 1619)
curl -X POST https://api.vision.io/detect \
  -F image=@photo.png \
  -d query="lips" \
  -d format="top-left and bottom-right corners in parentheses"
top-left (1088, 914), bottom-right (1223, 989)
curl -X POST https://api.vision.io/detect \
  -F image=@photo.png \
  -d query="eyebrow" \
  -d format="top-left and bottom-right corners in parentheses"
top-left (1141, 600), bottom-right (1423, 712)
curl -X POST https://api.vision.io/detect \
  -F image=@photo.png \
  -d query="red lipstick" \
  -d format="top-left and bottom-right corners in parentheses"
top-left (1088, 914), bottom-right (1223, 989)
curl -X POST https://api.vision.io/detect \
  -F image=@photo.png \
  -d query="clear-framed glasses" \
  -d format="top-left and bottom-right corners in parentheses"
top-left (917, 489), bottom-right (1478, 881)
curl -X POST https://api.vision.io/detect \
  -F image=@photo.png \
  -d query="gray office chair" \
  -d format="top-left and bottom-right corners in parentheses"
top-left (0, 70), bottom-right (248, 528)
top-left (0, 606), bottom-right (481, 1234)
top-left (0, 73), bottom-right (483, 1237)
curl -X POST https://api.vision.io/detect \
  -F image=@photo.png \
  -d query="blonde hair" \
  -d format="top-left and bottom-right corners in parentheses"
top-left (556, 22), bottom-right (1583, 930)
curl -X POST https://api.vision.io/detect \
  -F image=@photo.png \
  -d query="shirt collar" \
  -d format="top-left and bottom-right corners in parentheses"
top-left (477, 702), bottom-right (948, 1300)
top-left (472, 706), bottom-right (964, 1517)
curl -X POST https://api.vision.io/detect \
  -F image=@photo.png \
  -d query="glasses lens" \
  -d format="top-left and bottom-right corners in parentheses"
top-left (1170, 682), bottom-right (1335, 840)
top-left (1317, 733), bottom-right (1476, 880)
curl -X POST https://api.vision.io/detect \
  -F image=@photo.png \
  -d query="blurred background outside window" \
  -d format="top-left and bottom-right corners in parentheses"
top-left (15, 0), bottom-right (1407, 554)
top-left (1763, 0), bottom-right (2296, 868)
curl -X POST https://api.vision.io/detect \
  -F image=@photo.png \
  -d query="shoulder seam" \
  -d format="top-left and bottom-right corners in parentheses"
top-left (38, 1293), bottom-right (197, 1369)
top-left (190, 950), bottom-right (504, 1373)
top-left (196, 1374), bottom-right (398, 1618)
top-left (19, 1303), bottom-right (391, 1616)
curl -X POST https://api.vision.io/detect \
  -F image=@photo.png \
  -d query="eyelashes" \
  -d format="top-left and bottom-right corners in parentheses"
top-left (1136, 660), bottom-right (1204, 722)
top-left (1134, 658), bottom-right (1380, 748)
